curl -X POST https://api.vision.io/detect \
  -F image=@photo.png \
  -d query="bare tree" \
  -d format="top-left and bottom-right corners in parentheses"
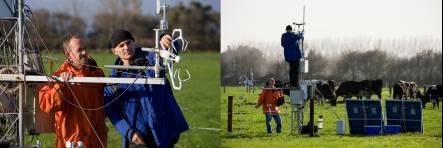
top-left (89, 0), bottom-right (157, 49)
top-left (358, 49), bottom-right (388, 80)
top-left (221, 44), bottom-right (442, 86)
top-left (169, 2), bottom-right (220, 51)
top-left (221, 45), bottom-right (265, 85)
top-left (335, 50), bottom-right (361, 81)
top-left (305, 49), bottom-right (329, 80)
top-left (29, 9), bottom-right (86, 50)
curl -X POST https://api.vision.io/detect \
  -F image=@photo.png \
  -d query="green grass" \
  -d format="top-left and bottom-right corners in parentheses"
top-left (27, 50), bottom-right (220, 147)
top-left (220, 87), bottom-right (442, 148)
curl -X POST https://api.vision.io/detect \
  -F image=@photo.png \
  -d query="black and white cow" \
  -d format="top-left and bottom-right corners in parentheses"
top-left (315, 80), bottom-right (337, 106)
top-left (393, 81), bottom-right (419, 100)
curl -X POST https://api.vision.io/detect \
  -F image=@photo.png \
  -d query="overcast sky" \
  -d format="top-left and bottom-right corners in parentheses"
top-left (221, 0), bottom-right (442, 52)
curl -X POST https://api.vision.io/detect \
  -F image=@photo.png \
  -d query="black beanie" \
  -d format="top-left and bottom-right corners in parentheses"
top-left (286, 25), bottom-right (292, 31)
top-left (110, 29), bottom-right (135, 48)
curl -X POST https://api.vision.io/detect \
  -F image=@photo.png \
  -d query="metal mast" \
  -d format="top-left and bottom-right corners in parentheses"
top-left (17, 0), bottom-right (24, 146)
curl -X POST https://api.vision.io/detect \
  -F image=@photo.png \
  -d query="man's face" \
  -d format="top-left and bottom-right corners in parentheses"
top-left (268, 79), bottom-right (275, 86)
top-left (66, 37), bottom-right (88, 68)
top-left (112, 40), bottom-right (135, 61)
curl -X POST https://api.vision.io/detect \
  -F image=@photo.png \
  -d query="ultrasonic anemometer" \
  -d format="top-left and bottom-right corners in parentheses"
top-left (106, 0), bottom-right (191, 90)
top-left (140, 0), bottom-right (191, 90)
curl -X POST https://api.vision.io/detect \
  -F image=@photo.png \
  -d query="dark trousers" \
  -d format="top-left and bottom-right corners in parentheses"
top-left (288, 60), bottom-right (300, 87)
top-left (128, 135), bottom-right (179, 148)
top-left (265, 114), bottom-right (282, 133)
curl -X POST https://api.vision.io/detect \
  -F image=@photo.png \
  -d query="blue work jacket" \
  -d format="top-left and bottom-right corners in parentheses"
top-left (104, 48), bottom-right (188, 148)
top-left (281, 31), bottom-right (304, 61)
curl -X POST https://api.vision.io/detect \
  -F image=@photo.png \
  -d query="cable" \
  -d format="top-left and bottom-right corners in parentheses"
top-left (26, 59), bottom-right (147, 147)
top-left (56, 61), bottom-right (150, 147)
top-left (42, 56), bottom-right (149, 78)
top-left (24, 9), bottom-right (153, 79)
top-left (24, 9), bottom-right (143, 78)
top-left (24, 10), bottom-right (154, 111)
top-left (38, 62), bottom-right (148, 111)
top-left (64, 81), bottom-right (105, 148)
top-left (34, 63), bottom-right (147, 147)
top-left (14, 5), bottom-right (196, 148)
top-left (189, 127), bottom-right (221, 131)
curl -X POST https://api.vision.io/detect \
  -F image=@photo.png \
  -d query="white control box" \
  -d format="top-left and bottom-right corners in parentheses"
top-left (290, 85), bottom-right (308, 105)
top-left (300, 59), bottom-right (309, 73)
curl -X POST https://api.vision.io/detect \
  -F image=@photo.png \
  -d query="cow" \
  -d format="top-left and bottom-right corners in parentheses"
top-left (335, 81), bottom-right (363, 99)
top-left (393, 82), bottom-right (409, 100)
top-left (393, 81), bottom-right (422, 100)
top-left (408, 82), bottom-right (419, 99)
top-left (335, 79), bottom-right (383, 100)
top-left (274, 80), bottom-right (338, 106)
top-left (327, 80), bottom-right (337, 93)
top-left (415, 89), bottom-right (428, 108)
top-left (315, 80), bottom-right (337, 106)
top-left (421, 85), bottom-right (443, 109)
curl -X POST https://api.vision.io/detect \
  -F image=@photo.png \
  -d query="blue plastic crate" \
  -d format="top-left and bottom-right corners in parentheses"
top-left (384, 125), bottom-right (401, 134)
top-left (365, 126), bottom-right (382, 135)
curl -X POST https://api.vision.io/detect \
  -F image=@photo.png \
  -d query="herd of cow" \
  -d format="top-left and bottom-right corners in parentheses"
top-left (276, 79), bottom-right (442, 108)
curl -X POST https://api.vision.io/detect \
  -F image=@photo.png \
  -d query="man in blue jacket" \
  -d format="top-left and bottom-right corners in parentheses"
top-left (281, 25), bottom-right (304, 88)
top-left (104, 29), bottom-right (188, 148)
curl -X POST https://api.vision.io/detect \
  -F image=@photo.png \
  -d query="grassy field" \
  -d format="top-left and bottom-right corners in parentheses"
top-left (220, 86), bottom-right (442, 148)
top-left (25, 50), bottom-right (220, 147)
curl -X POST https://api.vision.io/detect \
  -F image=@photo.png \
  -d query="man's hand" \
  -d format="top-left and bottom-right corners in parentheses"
top-left (59, 72), bottom-right (74, 81)
top-left (160, 34), bottom-right (173, 49)
top-left (132, 131), bottom-right (145, 145)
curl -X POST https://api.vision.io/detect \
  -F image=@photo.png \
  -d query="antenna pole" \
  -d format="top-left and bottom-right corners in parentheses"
top-left (17, 0), bottom-right (25, 146)
top-left (301, 5), bottom-right (305, 52)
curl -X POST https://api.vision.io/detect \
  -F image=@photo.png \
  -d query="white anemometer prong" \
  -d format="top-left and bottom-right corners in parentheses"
top-left (174, 67), bottom-right (191, 82)
top-left (171, 29), bottom-right (189, 53)
top-left (156, 0), bottom-right (161, 14)
top-left (170, 67), bottom-right (191, 90)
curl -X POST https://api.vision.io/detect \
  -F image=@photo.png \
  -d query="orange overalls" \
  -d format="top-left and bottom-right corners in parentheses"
top-left (257, 90), bottom-right (283, 114)
top-left (38, 61), bottom-right (107, 148)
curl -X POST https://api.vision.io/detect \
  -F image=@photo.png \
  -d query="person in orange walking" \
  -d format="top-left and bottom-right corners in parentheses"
top-left (38, 34), bottom-right (107, 148)
top-left (256, 77), bottom-right (284, 134)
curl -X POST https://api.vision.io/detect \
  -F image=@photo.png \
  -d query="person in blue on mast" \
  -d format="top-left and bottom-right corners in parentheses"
top-left (281, 25), bottom-right (304, 88)
top-left (104, 29), bottom-right (188, 148)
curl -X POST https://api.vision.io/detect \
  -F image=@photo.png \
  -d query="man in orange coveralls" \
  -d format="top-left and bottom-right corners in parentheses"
top-left (38, 34), bottom-right (107, 148)
top-left (256, 77), bottom-right (284, 134)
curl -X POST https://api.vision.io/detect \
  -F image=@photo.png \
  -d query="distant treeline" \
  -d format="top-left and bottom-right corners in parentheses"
top-left (23, 1), bottom-right (219, 51)
top-left (221, 45), bottom-right (442, 86)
